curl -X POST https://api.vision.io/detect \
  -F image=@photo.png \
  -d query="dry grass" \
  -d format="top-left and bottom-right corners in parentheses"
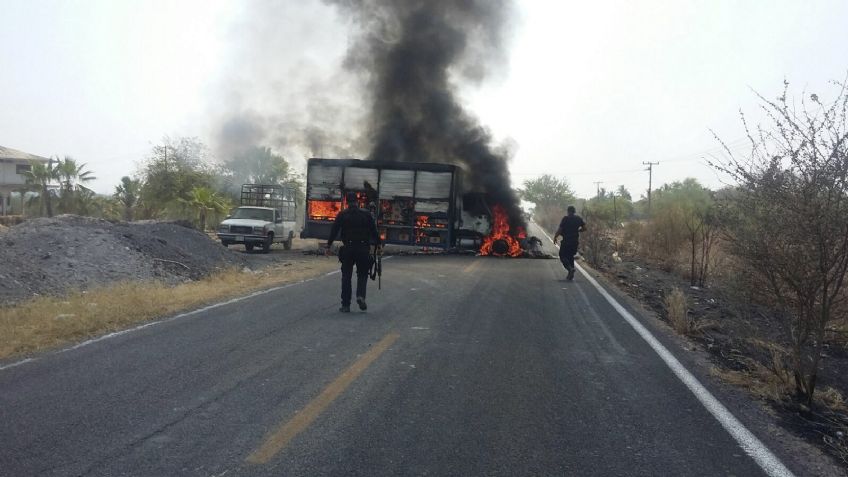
top-left (663, 287), bottom-right (719, 336)
top-left (665, 287), bottom-right (690, 334)
top-left (711, 339), bottom-right (795, 403)
top-left (713, 361), bottom-right (794, 404)
top-left (0, 259), bottom-right (339, 360)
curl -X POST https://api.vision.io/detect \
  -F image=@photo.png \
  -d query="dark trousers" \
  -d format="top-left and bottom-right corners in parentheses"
top-left (340, 244), bottom-right (371, 306)
top-left (559, 242), bottom-right (578, 270)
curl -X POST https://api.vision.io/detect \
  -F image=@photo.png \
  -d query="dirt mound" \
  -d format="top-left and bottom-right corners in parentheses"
top-left (0, 215), bottom-right (249, 304)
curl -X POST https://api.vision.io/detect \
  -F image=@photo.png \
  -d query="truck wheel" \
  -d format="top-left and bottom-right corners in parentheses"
top-left (221, 241), bottom-right (229, 248)
top-left (245, 243), bottom-right (255, 252)
top-left (262, 233), bottom-right (273, 254)
top-left (283, 232), bottom-right (293, 250)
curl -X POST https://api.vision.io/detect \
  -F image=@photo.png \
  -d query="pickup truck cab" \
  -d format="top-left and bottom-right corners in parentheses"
top-left (218, 184), bottom-right (297, 253)
top-left (217, 206), bottom-right (295, 253)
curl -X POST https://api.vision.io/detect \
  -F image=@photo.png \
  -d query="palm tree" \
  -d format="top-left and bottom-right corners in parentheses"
top-left (22, 160), bottom-right (59, 217)
top-left (180, 186), bottom-right (230, 231)
top-left (55, 157), bottom-right (96, 214)
top-left (114, 176), bottom-right (141, 221)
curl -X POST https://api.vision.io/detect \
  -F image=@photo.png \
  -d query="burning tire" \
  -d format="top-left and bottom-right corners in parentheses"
top-left (491, 239), bottom-right (511, 256)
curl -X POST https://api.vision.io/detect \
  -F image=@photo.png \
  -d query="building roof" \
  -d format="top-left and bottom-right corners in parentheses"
top-left (0, 146), bottom-right (49, 162)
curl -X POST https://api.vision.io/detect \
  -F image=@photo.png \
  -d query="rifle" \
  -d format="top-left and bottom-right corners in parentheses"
top-left (369, 244), bottom-right (382, 290)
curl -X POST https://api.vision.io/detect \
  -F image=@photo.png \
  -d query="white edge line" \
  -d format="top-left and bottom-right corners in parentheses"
top-left (1, 274), bottom-right (330, 372)
top-left (534, 221), bottom-right (794, 477)
top-left (0, 358), bottom-right (35, 371)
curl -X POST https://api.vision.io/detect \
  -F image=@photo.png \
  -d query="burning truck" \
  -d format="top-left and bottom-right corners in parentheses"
top-left (300, 158), bottom-right (526, 256)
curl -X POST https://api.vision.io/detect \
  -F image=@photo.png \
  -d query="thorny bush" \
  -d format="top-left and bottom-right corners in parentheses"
top-left (713, 79), bottom-right (848, 405)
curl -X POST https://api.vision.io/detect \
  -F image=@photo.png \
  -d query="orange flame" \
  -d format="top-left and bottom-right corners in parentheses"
top-left (480, 204), bottom-right (523, 257)
top-left (415, 215), bottom-right (430, 243)
top-left (516, 226), bottom-right (527, 239)
top-left (308, 200), bottom-right (341, 221)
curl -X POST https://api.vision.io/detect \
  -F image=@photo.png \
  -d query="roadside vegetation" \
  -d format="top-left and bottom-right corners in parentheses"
top-left (0, 260), bottom-right (338, 361)
top-left (5, 137), bottom-right (305, 232)
top-left (0, 137), bottom-right (321, 360)
top-left (524, 78), bottom-right (848, 465)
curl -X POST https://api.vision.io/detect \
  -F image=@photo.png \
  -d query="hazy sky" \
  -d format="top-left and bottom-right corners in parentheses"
top-left (2, 0), bottom-right (847, 199)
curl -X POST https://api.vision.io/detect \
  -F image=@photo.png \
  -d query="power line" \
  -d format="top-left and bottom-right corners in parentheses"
top-left (511, 137), bottom-right (753, 177)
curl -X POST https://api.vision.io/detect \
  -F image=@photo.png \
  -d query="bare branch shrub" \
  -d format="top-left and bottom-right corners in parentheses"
top-left (713, 79), bottom-right (848, 405)
top-left (580, 208), bottom-right (613, 267)
top-left (665, 287), bottom-right (690, 334)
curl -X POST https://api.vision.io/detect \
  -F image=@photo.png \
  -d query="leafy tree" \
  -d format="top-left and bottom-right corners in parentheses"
top-left (217, 146), bottom-right (305, 226)
top-left (71, 190), bottom-right (121, 219)
top-left (519, 175), bottom-right (575, 232)
top-left (114, 176), bottom-right (141, 221)
top-left (138, 137), bottom-right (214, 218)
top-left (179, 186), bottom-right (231, 231)
top-left (220, 146), bottom-right (291, 187)
top-left (55, 157), bottom-right (96, 214)
top-left (519, 174), bottom-right (575, 206)
top-left (584, 186), bottom-right (634, 227)
top-left (616, 185), bottom-right (632, 202)
top-left (282, 173), bottom-right (306, 228)
top-left (22, 160), bottom-right (59, 217)
top-left (651, 178), bottom-right (716, 285)
top-left (713, 80), bottom-right (848, 404)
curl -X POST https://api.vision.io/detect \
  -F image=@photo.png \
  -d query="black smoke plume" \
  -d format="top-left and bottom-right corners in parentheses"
top-left (329, 0), bottom-right (526, 229)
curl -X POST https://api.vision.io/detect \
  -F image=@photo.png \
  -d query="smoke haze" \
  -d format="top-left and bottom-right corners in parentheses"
top-left (209, 1), bottom-right (367, 165)
top-left (212, 0), bottom-right (524, 228)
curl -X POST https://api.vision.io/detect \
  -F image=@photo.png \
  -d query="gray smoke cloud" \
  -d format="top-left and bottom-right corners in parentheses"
top-left (211, 1), bottom-right (524, 229)
top-left (209, 1), bottom-right (367, 167)
top-left (329, 0), bottom-right (525, 229)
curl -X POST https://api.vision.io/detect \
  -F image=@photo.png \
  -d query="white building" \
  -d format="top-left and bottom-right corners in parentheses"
top-left (0, 146), bottom-right (50, 215)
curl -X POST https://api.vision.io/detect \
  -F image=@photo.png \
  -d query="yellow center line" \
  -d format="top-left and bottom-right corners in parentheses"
top-left (463, 259), bottom-right (482, 274)
top-left (246, 331), bottom-right (401, 465)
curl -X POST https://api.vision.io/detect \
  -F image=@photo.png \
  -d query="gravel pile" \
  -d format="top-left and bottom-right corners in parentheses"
top-left (0, 215), bottom-right (249, 304)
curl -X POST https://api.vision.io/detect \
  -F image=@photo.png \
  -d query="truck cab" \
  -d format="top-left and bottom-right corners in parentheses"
top-left (217, 184), bottom-right (297, 253)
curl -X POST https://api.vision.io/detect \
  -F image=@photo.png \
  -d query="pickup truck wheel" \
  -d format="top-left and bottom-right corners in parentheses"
top-left (245, 243), bottom-right (255, 252)
top-left (262, 233), bottom-right (273, 254)
top-left (283, 232), bottom-right (293, 250)
top-left (221, 241), bottom-right (230, 248)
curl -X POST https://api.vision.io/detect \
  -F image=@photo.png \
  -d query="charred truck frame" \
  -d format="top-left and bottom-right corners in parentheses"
top-left (301, 158), bottom-right (494, 251)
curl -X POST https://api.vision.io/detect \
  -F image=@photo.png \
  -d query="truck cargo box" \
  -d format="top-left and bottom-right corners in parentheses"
top-left (301, 158), bottom-right (460, 249)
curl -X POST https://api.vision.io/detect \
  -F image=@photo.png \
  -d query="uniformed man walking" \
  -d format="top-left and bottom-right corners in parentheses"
top-left (553, 205), bottom-right (586, 281)
top-left (328, 191), bottom-right (381, 312)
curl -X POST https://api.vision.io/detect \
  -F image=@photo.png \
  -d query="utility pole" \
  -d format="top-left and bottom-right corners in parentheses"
top-left (593, 181), bottom-right (604, 200)
top-left (613, 192), bottom-right (617, 224)
top-left (642, 161), bottom-right (659, 213)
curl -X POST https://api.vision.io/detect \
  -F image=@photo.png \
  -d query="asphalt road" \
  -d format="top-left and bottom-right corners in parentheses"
top-left (0, 227), bottom-right (793, 476)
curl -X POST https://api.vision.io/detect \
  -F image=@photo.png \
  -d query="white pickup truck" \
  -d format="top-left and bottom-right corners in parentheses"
top-left (217, 206), bottom-right (295, 252)
top-left (217, 184), bottom-right (297, 253)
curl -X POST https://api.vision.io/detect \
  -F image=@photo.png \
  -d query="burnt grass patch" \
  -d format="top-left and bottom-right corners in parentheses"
top-left (595, 254), bottom-right (848, 467)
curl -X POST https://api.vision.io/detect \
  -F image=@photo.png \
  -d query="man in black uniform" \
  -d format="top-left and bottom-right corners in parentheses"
top-left (553, 205), bottom-right (586, 281)
top-left (328, 191), bottom-right (381, 312)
